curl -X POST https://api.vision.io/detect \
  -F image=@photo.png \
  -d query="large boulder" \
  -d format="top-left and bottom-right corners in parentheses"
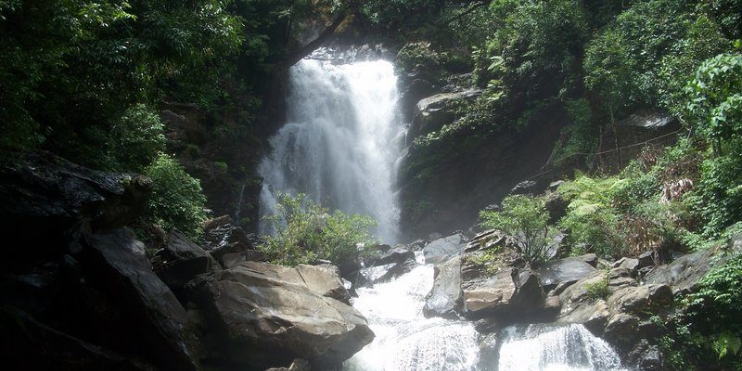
top-left (201, 215), bottom-right (266, 267)
top-left (82, 229), bottom-right (202, 371)
top-left (424, 233), bottom-right (467, 264)
top-left (187, 262), bottom-right (374, 369)
top-left (644, 247), bottom-right (722, 294)
top-left (153, 230), bottom-right (220, 297)
top-left (535, 257), bottom-right (597, 292)
top-left (424, 256), bottom-right (463, 318)
top-left (0, 152), bottom-right (151, 261)
top-left (357, 246), bottom-right (416, 285)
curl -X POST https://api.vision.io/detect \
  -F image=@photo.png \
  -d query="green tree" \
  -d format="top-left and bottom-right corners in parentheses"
top-left (143, 153), bottom-right (208, 239)
top-left (479, 195), bottom-right (559, 265)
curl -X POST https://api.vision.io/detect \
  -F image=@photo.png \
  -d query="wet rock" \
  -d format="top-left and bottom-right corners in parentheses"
top-left (607, 284), bottom-right (673, 314)
top-left (424, 256), bottom-right (462, 318)
top-left (407, 89), bottom-right (482, 143)
top-left (83, 229), bottom-right (201, 371)
top-left (359, 246), bottom-right (416, 285)
top-left (557, 299), bottom-right (611, 335)
top-left (603, 313), bottom-right (640, 351)
top-left (535, 257), bottom-right (597, 292)
top-left (377, 246), bottom-right (414, 266)
top-left (644, 247), bottom-right (724, 294)
top-left (577, 253), bottom-right (599, 267)
top-left (399, 79), bottom-right (438, 122)
top-left (638, 251), bottom-right (654, 269)
top-left (154, 230), bottom-right (220, 295)
top-left (544, 192), bottom-right (568, 224)
top-left (265, 359), bottom-right (311, 371)
top-left (613, 257), bottom-right (640, 277)
top-left (201, 215), bottom-right (262, 266)
top-left (462, 266), bottom-right (517, 315)
top-left (465, 230), bottom-right (507, 253)
top-left (607, 267), bottom-right (638, 289)
top-left (424, 233), bottom-right (467, 264)
top-left (629, 339), bottom-right (663, 371)
top-left (477, 333), bottom-right (500, 369)
top-left (509, 180), bottom-right (538, 196)
top-left (187, 262), bottom-right (373, 369)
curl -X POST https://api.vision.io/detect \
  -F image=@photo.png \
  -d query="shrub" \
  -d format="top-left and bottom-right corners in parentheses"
top-left (683, 52), bottom-right (742, 154)
top-left (479, 195), bottom-right (559, 265)
top-left (558, 175), bottom-right (630, 258)
top-left (585, 272), bottom-right (610, 300)
top-left (143, 153), bottom-right (208, 239)
top-left (109, 104), bottom-right (166, 172)
top-left (681, 253), bottom-right (742, 365)
top-left (260, 193), bottom-right (377, 267)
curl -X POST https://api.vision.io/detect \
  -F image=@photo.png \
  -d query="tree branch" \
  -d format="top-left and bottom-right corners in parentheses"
top-left (283, 12), bottom-right (347, 69)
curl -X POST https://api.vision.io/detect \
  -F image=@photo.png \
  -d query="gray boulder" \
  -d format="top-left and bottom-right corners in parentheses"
top-left (187, 262), bottom-right (374, 369)
top-left (154, 230), bottom-right (220, 294)
top-left (644, 247), bottom-right (722, 294)
top-left (84, 229), bottom-right (202, 371)
top-left (535, 257), bottom-right (597, 292)
top-left (424, 256), bottom-right (462, 318)
top-left (424, 233), bottom-right (467, 264)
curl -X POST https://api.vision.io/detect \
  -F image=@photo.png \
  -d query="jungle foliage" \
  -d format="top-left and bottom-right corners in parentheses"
top-left (259, 193), bottom-right (377, 266)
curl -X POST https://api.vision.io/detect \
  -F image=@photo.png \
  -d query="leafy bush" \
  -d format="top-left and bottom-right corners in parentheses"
top-left (698, 154), bottom-right (742, 235)
top-left (396, 42), bottom-right (441, 76)
top-left (109, 104), bottom-right (166, 172)
top-left (585, 271), bottom-right (610, 300)
top-left (479, 195), bottom-right (559, 265)
top-left (260, 193), bottom-right (377, 267)
top-left (683, 52), bottom-right (742, 154)
top-left (143, 153), bottom-right (208, 239)
top-left (681, 253), bottom-right (742, 365)
top-left (558, 175), bottom-right (629, 258)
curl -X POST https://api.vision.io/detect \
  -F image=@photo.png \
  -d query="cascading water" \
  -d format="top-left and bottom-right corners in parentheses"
top-left (259, 54), bottom-right (629, 371)
top-left (497, 324), bottom-right (628, 371)
top-left (344, 253), bottom-right (480, 371)
top-left (258, 58), bottom-right (404, 243)
top-left (344, 254), bottom-right (629, 371)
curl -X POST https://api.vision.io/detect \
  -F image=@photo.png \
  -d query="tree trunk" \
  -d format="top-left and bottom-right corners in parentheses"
top-left (282, 12), bottom-right (347, 69)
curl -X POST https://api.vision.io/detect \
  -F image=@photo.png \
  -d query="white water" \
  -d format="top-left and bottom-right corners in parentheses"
top-left (344, 255), bottom-right (629, 371)
top-left (344, 254), bottom-right (480, 371)
top-left (497, 324), bottom-right (628, 371)
top-left (258, 59), bottom-right (404, 243)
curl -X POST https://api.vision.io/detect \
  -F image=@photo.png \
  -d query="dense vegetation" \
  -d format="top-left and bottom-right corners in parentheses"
top-left (259, 193), bottom-right (377, 266)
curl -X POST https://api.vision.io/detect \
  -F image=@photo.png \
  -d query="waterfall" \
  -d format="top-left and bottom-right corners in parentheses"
top-left (344, 254), bottom-right (630, 371)
top-left (258, 58), bottom-right (404, 243)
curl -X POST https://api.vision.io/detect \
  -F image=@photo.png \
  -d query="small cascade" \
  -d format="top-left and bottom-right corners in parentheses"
top-left (233, 182), bottom-right (246, 222)
top-left (497, 324), bottom-right (628, 371)
top-left (344, 254), bottom-right (480, 371)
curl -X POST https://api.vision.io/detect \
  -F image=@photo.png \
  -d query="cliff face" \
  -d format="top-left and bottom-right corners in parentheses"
top-left (396, 86), bottom-right (567, 241)
top-left (159, 72), bottom-right (289, 233)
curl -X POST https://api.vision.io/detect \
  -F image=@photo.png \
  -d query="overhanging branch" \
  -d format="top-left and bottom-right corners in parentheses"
top-left (283, 12), bottom-right (347, 68)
